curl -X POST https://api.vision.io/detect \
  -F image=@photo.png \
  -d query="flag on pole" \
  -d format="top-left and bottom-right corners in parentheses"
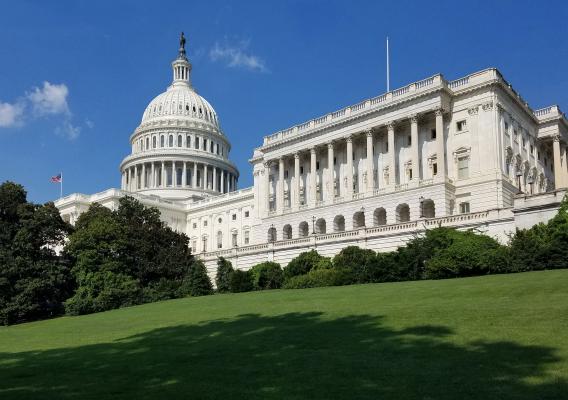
top-left (51, 173), bottom-right (63, 198)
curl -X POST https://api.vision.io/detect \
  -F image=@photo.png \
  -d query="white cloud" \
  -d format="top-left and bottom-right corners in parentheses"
top-left (85, 118), bottom-right (95, 129)
top-left (0, 101), bottom-right (24, 127)
top-left (209, 40), bottom-right (268, 73)
top-left (56, 120), bottom-right (81, 140)
top-left (0, 81), bottom-right (84, 139)
top-left (28, 82), bottom-right (70, 116)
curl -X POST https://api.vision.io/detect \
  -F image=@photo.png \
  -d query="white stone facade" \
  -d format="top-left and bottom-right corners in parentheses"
top-left (55, 39), bottom-right (568, 276)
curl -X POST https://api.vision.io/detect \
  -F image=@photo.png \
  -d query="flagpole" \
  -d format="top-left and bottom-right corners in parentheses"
top-left (60, 172), bottom-right (63, 199)
top-left (386, 36), bottom-right (390, 92)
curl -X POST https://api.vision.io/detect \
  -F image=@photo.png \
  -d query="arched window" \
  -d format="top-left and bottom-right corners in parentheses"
top-left (186, 135), bottom-right (191, 148)
top-left (160, 135), bottom-right (165, 147)
top-left (267, 227), bottom-right (277, 242)
top-left (298, 221), bottom-right (309, 237)
top-left (421, 199), bottom-right (435, 218)
top-left (315, 218), bottom-right (326, 234)
top-left (168, 135), bottom-right (173, 147)
top-left (396, 204), bottom-right (410, 223)
top-left (176, 168), bottom-right (183, 186)
top-left (145, 137), bottom-right (149, 150)
top-left (152, 136), bottom-right (156, 149)
top-left (373, 208), bottom-right (387, 226)
top-left (177, 135), bottom-right (182, 147)
top-left (283, 224), bottom-right (292, 239)
top-left (217, 231), bottom-right (223, 249)
top-left (195, 137), bottom-right (200, 149)
top-left (353, 211), bottom-right (366, 229)
top-left (333, 215), bottom-right (345, 232)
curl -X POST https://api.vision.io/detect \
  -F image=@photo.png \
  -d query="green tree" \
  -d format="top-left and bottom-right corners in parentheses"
top-left (0, 182), bottom-right (73, 325)
top-left (283, 250), bottom-right (326, 280)
top-left (215, 257), bottom-right (234, 293)
top-left (230, 269), bottom-right (253, 293)
top-left (181, 260), bottom-right (213, 297)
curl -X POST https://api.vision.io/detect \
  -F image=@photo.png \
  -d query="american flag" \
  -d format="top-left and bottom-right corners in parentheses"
top-left (51, 173), bottom-right (62, 183)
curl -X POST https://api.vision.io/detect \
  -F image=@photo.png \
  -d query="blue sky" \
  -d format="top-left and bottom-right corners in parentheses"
top-left (1, 0), bottom-right (568, 203)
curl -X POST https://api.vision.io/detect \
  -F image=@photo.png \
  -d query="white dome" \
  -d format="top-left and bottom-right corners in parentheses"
top-left (142, 85), bottom-right (220, 128)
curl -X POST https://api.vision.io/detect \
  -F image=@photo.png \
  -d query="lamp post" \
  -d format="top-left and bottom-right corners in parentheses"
top-left (419, 196), bottom-right (425, 218)
top-left (270, 223), bottom-right (275, 243)
top-left (312, 216), bottom-right (316, 235)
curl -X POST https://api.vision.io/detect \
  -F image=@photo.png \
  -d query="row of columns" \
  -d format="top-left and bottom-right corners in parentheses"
top-left (122, 161), bottom-right (237, 193)
top-left (265, 109), bottom-right (447, 215)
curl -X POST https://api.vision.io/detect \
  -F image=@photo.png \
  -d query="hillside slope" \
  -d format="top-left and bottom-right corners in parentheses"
top-left (1, 270), bottom-right (567, 399)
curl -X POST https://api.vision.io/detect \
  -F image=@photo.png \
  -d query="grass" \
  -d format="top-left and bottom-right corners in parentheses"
top-left (1, 270), bottom-right (568, 399)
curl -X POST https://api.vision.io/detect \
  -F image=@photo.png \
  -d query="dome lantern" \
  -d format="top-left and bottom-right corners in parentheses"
top-left (171, 32), bottom-right (192, 88)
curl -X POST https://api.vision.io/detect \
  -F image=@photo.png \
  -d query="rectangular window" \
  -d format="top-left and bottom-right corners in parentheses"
top-left (244, 211), bottom-right (250, 218)
top-left (431, 129), bottom-right (436, 139)
top-left (195, 137), bottom-right (199, 149)
top-left (232, 214), bottom-right (236, 220)
top-left (203, 220), bottom-right (208, 227)
top-left (456, 120), bottom-right (467, 132)
top-left (333, 157), bottom-right (337, 165)
top-left (316, 161), bottom-right (320, 171)
top-left (232, 233), bottom-right (237, 247)
top-left (203, 139), bottom-right (207, 150)
top-left (244, 231), bottom-right (250, 244)
top-left (385, 142), bottom-right (389, 152)
top-left (459, 202), bottom-right (471, 214)
top-left (192, 240), bottom-right (197, 253)
top-left (407, 136), bottom-right (412, 146)
top-left (458, 157), bottom-right (469, 179)
top-left (408, 168), bottom-right (413, 180)
top-left (504, 122), bottom-right (509, 133)
top-left (432, 163), bottom-right (438, 176)
top-left (192, 223), bottom-right (197, 229)
top-left (284, 170), bottom-right (289, 179)
top-left (300, 166), bottom-right (304, 175)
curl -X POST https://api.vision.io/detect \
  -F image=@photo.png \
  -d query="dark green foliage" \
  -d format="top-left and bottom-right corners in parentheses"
top-left (283, 268), bottom-right (351, 289)
top-left (215, 257), bottom-right (234, 293)
top-left (250, 262), bottom-right (283, 290)
top-left (332, 246), bottom-right (380, 283)
top-left (283, 250), bottom-right (326, 280)
top-left (0, 182), bottom-right (73, 325)
top-left (230, 269), bottom-right (254, 293)
top-left (65, 196), bottom-right (201, 314)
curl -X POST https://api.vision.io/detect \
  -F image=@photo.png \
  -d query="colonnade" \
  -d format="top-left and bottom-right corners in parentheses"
top-left (263, 109), bottom-right (446, 215)
top-left (122, 160), bottom-right (237, 194)
top-left (553, 135), bottom-right (568, 189)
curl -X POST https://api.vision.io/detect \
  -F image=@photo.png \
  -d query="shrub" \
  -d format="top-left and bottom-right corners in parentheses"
top-left (283, 268), bottom-right (351, 289)
top-left (332, 246), bottom-right (378, 284)
top-left (230, 269), bottom-right (254, 293)
top-left (424, 230), bottom-right (509, 279)
top-left (250, 262), bottom-right (283, 290)
top-left (215, 257), bottom-right (234, 293)
top-left (284, 250), bottom-right (326, 280)
top-left (181, 260), bottom-right (213, 297)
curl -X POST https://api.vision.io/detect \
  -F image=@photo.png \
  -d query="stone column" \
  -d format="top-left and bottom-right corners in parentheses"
top-left (227, 173), bottom-right (231, 192)
top-left (366, 129), bottom-right (374, 191)
top-left (203, 164), bottom-right (208, 190)
top-left (161, 161), bottom-right (165, 188)
top-left (294, 152), bottom-right (300, 210)
top-left (264, 162), bottom-right (271, 214)
top-left (553, 136), bottom-right (564, 189)
top-left (435, 109), bottom-right (446, 181)
top-left (346, 136), bottom-right (354, 196)
top-left (220, 169), bottom-right (225, 193)
top-left (134, 165), bottom-right (138, 190)
top-left (142, 163), bottom-right (146, 189)
top-left (410, 115), bottom-right (419, 181)
top-left (310, 147), bottom-right (317, 206)
top-left (213, 166), bottom-right (217, 192)
top-left (172, 161), bottom-right (176, 187)
top-left (327, 142), bottom-right (334, 201)
top-left (182, 162), bottom-right (187, 188)
top-left (562, 144), bottom-right (568, 188)
top-left (387, 123), bottom-right (395, 186)
top-left (193, 162), bottom-right (198, 188)
top-left (151, 162), bottom-right (155, 188)
top-left (278, 157), bottom-right (285, 213)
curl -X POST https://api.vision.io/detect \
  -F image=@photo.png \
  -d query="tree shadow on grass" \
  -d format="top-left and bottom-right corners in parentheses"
top-left (0, 312), bottom-right (566, 399)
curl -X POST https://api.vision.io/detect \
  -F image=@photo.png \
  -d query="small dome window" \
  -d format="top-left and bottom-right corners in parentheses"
top-left (168, 135), bottom-right (173, 147)
top-left (192, 106), bottom-right (196, 113)
top-left (186, 105), bottom-right (189, 111)
top-left (199, 107), bottom-right (202, 114)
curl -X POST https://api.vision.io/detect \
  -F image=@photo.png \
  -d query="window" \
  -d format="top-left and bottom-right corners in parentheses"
top-left (218, 217), bottom-right (222, 223)
top-left (458, 156), bottom-right (470, 179)
top-left (530, 145), bottom-right (534, 155)
top-left (407, 136), bottom-right (412, 146)
top-left (431, 129), bottom-right (437, 139)
top-left (146, 137), bottom-right (149, 149)
top-left (244, 211), bottom-right (250, 218)
top-left (522, 138), bottom-right (526, 148)
top-left (192, 240), bottom-right (196, 253)
top-left (334, 157), bottom-right (337, 165)
top-left (153, 136), bottom-right (157, 148)
top-left (316, 161), bottom-right (320, 170)
top-left (385, 142), bottom-right (389, 152)
top-left (408, 168), bottom-right (413, 180)
top-left (177, 135), bottom-right (182, 147)
top-left (232, 233), bottom-right (238, 247)
top-left (456, 120), bottom-right (467, 132)
top-left (432, 163), bottom-right (438, 176)
top-left (203, 139), bottom-right (207, 150)
top-left (195, 137), bottom-right (199, 149)
top-left (217, 231), bottom-right (223, 249)
top-left (202, 237), bottom-right (208, 252)
top-left (210, 141), bottom-right (214, 153)
top-left (160, 135), bottom-right (165, 147)
top-left (186, 135), bottom-right (191, 148)
top-left (232, 214), bottom-right (237, 220)
top-left (168, 135), bottom-right (173, 147)
top-left (300, 166), bottom-right (304, 175)
top-left (284, 170), bottom-right (289, 179)
top-left (244, 230), bottom-right (250, 245)
top-left (459, 202), bottom-right (471, 214)
top-left (203, 220), bottom-right (208, 227)
top-left (192, 223), bottom-right (197, 229)
top-left (504, 122), bottom-right (509, 133)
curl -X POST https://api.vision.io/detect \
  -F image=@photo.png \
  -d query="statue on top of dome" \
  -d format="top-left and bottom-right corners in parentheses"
top-left (179, 32), bottom-right (186, 52)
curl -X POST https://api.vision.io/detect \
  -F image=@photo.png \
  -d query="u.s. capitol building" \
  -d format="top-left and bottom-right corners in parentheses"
top-left (56, 37), bottom-right (568, 274)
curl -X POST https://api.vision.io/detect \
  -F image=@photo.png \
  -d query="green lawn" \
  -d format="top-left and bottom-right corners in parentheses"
top-left (1, 270), bottom-right (567, 399)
